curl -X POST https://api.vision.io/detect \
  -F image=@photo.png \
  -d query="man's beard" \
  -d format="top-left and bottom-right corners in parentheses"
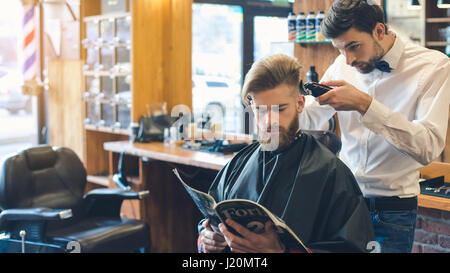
top-left (258, 114), bottom-right (299, 151)
top-left (352, 38), bottom-right (385, 74)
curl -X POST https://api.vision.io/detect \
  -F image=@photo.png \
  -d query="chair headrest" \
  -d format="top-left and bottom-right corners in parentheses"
top-left (303, 130), bottom-right (342, 155)
top-left (22, 146), bottom-right (57, 171)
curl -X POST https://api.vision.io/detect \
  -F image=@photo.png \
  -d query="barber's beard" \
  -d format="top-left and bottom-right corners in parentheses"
top-left (258, 114), bottom-right (299, 151)
top-left (352, 39), bottom-right (385, 74)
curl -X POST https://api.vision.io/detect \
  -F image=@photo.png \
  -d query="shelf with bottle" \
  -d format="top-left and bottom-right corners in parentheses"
top-left (84, 101), bottom-right (131, 129)
top-left (84, 99), bottom-right (131, 132)
top-left (83, 72), bottom-right (132, 132)
top-left (83, 48), bottom-right (131, 74)
top-left (83, 63), bottom-right (132, 77)
top-left (82, 37), bottom-right (132, 49)
top-left (287, 10), bottom-right (331, 46)
top-left (83, 90), bottom-right (132, 105)
top-left (295, 40), bottom-right (332, 44)
top-left (425, 24), bottom-right (450, 48)
top-left (84, 123), bottom-right (130, 136)
top-left (82, 94), bottom-right (132, 106)
top-left (82, 10), bottom-right (133, 134)
top-left (272, 40), bottom-right (332, 45)
top-left (84, 12), bottom-right (131, 46)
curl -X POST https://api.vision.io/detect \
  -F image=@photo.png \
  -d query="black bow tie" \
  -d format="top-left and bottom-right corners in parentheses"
top-left (375, 60), bottom-right (392, 73)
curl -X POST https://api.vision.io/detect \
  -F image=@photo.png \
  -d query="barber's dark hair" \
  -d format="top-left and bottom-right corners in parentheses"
top-left (321, 0), bottom-right (387, 39)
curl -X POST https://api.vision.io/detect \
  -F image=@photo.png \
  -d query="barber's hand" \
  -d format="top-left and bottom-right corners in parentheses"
top-left (200, 219), bottom-right (228, 253)
top-left (219, 219), bottom-right (285, 253)
top-left (318, 80), bottom-right (372, 115)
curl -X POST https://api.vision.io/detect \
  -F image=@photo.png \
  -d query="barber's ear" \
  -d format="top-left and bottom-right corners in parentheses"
top-left (373, 22), bottom-right (386, 40)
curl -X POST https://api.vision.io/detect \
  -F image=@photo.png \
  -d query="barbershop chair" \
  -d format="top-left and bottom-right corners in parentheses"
top-left (303, 130), bottom-right (342, 155)
top-left (0, 146), bottom-right (151, 253)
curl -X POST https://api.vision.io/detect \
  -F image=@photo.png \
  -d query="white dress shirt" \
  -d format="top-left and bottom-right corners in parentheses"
top-left (300, 34), bottom-right (450, 198)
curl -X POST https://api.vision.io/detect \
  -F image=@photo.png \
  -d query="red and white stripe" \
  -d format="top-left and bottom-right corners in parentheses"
top-left (22, 4), bottom-right (37, 81)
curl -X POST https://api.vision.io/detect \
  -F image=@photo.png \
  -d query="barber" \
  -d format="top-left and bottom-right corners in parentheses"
top-left (299, 0), bottom-right (450, 253)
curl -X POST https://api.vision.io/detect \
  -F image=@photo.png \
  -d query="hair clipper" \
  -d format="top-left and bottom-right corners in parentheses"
top-left (300, 81), bottom-right (333, 97)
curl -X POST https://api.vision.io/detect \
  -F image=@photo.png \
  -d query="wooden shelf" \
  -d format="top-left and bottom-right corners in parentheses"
top-left (274, 40), bottom-right (332, 45)
top-left (83, 96), bottom-right (131, 105)
top-left (426, 18), bottom-right (450, 23)
top-left (83, 11), bottom-right (131, 22)
top-left (418, 194), bottom-right (450, 212)
top-left (83, 70), bottom-right (131, 77)
top-left (87, 174), bottom-right (110, 187)
top-left (426, 41), bottom-right (450, 46)
top-left (82, 42), bottom-right (131, 49)
top-left (85, 124), bottom-right (129, 135)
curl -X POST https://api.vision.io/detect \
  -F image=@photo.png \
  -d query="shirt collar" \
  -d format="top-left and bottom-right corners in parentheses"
top-left (381, 31), bottom-right (404, 70)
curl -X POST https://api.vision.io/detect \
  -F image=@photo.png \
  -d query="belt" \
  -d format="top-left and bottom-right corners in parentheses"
top-left (364, 196), bottom-right (418, 211)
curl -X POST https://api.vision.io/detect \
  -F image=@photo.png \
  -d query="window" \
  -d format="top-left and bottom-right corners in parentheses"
top-left (0, 0), bottom-right (39, 157)
top-left (192, 3), bottom-right (243, 133)
top-left (192, 0), bottom-right (292, 134)
top-left (254, 16), bottom-right (289, 61)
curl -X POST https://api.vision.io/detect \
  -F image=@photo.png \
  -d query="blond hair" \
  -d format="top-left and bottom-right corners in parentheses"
top-left (241, 54), bottom-right (302, 106)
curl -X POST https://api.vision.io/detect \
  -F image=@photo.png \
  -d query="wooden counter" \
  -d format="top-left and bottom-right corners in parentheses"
top-left (418, 194), bottom-right (450, 212)
top-left (103, 141), bottom-right (233, 171)
top-left (103, 140), bottom-right (234, 253)
top-left (419, 161), bottom-right (450, 212)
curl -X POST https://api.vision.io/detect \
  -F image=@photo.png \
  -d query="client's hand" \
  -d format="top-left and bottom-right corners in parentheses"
top-left (200, 219), bottom-right (228, 253)
top-left (219, 219), bottom-right (285, 253)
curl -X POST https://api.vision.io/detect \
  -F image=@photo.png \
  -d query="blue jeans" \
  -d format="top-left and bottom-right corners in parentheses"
top-left (369, 208), bottom-right (418, 253)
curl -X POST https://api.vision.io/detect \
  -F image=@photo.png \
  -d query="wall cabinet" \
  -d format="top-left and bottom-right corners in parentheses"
top-left (82, 12), bottom-right (132, 135)
top-left (423, 0), bottom-right (450, 56)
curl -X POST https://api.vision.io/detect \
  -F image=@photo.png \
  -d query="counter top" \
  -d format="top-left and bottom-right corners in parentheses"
top-left (103, 141), bottom-right (233, 171)
top-left (418, 194), bottom-right (450, 212)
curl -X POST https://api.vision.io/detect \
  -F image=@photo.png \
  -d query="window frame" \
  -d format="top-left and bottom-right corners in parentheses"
top-left (193, 0), bottom-right (292, 84)
top-left (192, 0), bottom-right (292, 134)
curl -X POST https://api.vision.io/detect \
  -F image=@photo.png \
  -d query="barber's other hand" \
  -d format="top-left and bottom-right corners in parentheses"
top-left (200, 219), bottom-right (228, 253)
top-left (219, 219), bottom-right (285, 253)
top-left (318, 80), bottom-right (372, 115)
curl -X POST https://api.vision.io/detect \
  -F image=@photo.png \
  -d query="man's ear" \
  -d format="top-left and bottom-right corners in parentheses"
top-left (373, 22), bottom-right (386, 41)
top-left (296, 94), bottom-right (305, 114)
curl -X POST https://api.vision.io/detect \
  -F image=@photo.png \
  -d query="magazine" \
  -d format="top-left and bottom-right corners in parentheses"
top-left (172, 168), bottom-right (309, 252)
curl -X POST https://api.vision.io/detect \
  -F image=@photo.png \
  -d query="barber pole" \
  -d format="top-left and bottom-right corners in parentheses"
top-left (22, 3), bottom-right (37, 81)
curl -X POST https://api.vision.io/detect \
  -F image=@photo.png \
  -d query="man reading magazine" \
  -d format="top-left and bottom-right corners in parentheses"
top-left (197, 54), bottom-right (374, 253)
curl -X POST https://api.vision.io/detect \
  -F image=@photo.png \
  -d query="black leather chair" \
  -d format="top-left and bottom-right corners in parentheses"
top-left (0, 146), bottom-right (151, 253)
top-left (303, 130), bottom-right (342, 155)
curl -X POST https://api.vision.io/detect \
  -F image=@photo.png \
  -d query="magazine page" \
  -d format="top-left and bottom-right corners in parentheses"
top-left (215, 199), bottom-right (309, 252)
top-left (172, 169), bottom-right (217, 218)
top-left (172, 169), bottom-right (223, 233)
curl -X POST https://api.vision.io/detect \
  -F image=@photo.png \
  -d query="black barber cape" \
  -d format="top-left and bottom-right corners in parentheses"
top-left (198, 132), bottom-right (375, 253)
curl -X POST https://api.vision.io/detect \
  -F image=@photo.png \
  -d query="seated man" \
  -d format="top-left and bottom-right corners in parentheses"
top-left (197, 54), bottom-right (375, 253)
